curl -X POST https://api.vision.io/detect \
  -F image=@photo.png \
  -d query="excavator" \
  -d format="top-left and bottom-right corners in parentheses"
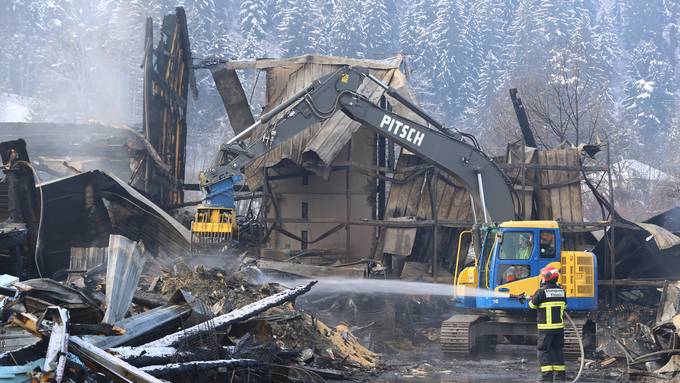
top-left (192, 65), bottom-right (598, 356)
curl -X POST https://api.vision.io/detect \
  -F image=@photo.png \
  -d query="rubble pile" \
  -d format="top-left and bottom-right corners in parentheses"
top-left (584, 284), bottom-right (680, 382)
top-left (0, 237), bottom-right (378, 383)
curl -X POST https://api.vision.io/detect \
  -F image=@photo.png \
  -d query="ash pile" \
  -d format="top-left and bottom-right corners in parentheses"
top-left (0, 237), bottom-right (377, 382)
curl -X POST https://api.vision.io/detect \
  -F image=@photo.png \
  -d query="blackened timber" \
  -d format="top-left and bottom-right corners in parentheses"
top-left (138, 7), bottom-right (195, 206)
top-left (142, 281), bottom-right (317, 348)
top-left (140, 359), bottom-right (258, 377)
top-left (2, 139), bottom-right (40, 278)
top-left (509, 88), bottom-right (537, 148)
top-left (210, 66), bottom-right (255, 134)
top-left (68, 336), bottom-right (163, 383)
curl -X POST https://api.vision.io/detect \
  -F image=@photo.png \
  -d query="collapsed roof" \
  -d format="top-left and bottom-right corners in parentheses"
top-left (213, 54), bottom-right (428, 189)
top-left (594, 208), bottom-right (680, 279)
top-left (35, 170), bottom-right (190, 277)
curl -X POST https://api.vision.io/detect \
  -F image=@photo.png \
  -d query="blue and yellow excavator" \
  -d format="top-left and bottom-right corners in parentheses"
top-left (190, 65), bottom-right (598, 355)
top-left (443, 221), bottom-right (597, 357)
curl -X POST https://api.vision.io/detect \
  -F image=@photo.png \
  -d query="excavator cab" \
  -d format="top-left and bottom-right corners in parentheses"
top-left (455, 221), bottom-right (597, 310)
top-left (479, 221), bottom-right (564, 310)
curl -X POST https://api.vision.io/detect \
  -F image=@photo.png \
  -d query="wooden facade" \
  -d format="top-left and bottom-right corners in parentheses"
top-left (133, 7), bottom-right (196, 207)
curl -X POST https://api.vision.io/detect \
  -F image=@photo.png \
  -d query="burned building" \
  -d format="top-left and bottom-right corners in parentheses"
top-left (213, 55), bottom-right (414, 261)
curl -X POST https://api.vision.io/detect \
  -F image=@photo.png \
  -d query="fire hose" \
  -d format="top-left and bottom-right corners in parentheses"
top-left (564, 311), bottom-right (585, 383)
top-left (509, 293), bottom-right (585, 382)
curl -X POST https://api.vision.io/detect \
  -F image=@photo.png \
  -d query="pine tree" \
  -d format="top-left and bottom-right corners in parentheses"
top-left (399, 0), bottom-right (436, 68)
top-left (277, 0), bottom-right (324, 57)
top-left (361, 0), bottom-right (397, 57)
top-left (431, 0), bottom-right (466, 114)
top-left (329, 0), bottom-right (367, 58)
top-left (619, 0), bottom-right (667, 50)
top-left (504, 0), bottom-right (544, 75)
top-left (625, 40), bottom-right (674, 144)
top-left (474, 50), bottom-right (503, 118)
top-left (458, 9), bottom-right (483, 120)
top-left (240, 0), bottom-right (268, 41)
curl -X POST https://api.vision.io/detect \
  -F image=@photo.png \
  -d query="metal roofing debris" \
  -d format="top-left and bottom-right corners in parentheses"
top-left (593, 210), bottom-right (680, 279)
top-left (89, 299), bottom-right (191, 349)
top-left (103, 235), bottom-right (147, 324)
top-left (0, 275), bottom-right (18, 287)
top-left (0, 359), bottom-right (44, 382)
top-left (34, 170), bottom-right (190, 277)
top-left (646, 207), bottom-right (680, 234)
top-left (637, 223), bottom-right (680, 250)
top-left (0, 326), bottom-right (40, 356)
top-left (21, 278), bottom-right (103, 323)
top-left (67, 246), bottom-right (107, 284)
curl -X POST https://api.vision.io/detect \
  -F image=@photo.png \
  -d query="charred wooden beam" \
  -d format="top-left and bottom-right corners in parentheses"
top-left (68, 336), bottom-right (163, 383)
top-left (140, 359), bottom-right (258, 378)
top-left (143, 281), bottom-right (317, 348)
top-left (1, 139), bottom-right (40, 278)
top-left (210, 66), bottom-right (255, 135)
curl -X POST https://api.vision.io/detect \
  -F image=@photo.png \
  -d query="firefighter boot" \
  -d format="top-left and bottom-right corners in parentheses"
top-left (540, 371), bottom-right (553, 382)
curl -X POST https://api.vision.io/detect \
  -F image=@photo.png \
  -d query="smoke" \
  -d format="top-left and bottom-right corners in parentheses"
top-left (25, 2), bottom-right (173, 125)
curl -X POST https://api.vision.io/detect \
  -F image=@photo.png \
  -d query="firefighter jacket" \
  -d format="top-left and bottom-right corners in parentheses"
top-left (529, 281), bottom-right (567, 331)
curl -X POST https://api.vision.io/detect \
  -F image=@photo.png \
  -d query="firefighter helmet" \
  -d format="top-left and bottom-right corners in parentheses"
top-left (540, 265), bottom-right (560, 283)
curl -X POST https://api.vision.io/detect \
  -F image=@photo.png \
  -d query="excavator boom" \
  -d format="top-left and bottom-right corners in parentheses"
top-left (198, 66), bottom-right (515, 230)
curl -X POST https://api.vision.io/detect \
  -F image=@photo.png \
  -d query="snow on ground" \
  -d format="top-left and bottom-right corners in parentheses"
top-left (0, 93), bottom-right (32, 122)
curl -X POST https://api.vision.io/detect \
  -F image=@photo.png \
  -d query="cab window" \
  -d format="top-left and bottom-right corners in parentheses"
top-left (539, 230), bottom-right (556, 258)
top-left (498, 231), bottom-right (533, 260)
top-left (499, 264), bottom-right (531, 284)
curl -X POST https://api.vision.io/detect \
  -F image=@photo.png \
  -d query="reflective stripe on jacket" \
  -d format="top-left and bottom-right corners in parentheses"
top-left (529, 283), bottom-right (566, 330)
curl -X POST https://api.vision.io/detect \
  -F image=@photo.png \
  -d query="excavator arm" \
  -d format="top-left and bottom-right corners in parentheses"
top-left (195, 66), bottom-right (515, 246)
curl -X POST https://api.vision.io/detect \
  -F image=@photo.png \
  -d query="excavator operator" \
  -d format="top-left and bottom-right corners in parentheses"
top-left (529, 265), bottom-right (567, 381)
top-left (540, 231), bottom-right (556, 257)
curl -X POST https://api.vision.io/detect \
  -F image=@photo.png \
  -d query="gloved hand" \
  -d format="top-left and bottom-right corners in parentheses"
top-left (508, 293), bottom-right (526, 304)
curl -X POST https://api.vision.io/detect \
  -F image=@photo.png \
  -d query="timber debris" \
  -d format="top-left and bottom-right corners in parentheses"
top-left (0, 253), bottom-right (377, 382)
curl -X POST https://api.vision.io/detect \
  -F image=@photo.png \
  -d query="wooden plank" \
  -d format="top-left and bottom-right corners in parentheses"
top-left (568, 149), bottom-right (583, 222)
top-left (438, 179), bottom-right (458, 221)
top-left (547, 150), bottom-right (561, 220)
top-left (434, 175), bottom-right (448, 220)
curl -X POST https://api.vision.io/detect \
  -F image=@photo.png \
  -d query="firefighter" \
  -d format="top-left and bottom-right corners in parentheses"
top-left (529, 265), bottom-right (567, 381)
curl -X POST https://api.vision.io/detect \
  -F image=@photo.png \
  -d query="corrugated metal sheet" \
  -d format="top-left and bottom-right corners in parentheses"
top-left (637, 223), bottom-right (680, 250)
top-left (244, 55), bottom-right (404, 189)
top-left (103, 235), bottom-right (147, 324)
top-left (69, 247), bottom-right (107, 271)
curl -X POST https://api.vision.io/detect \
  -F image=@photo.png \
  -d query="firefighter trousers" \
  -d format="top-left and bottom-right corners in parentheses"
top-left (537, 329), bottom-right (565, 380)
